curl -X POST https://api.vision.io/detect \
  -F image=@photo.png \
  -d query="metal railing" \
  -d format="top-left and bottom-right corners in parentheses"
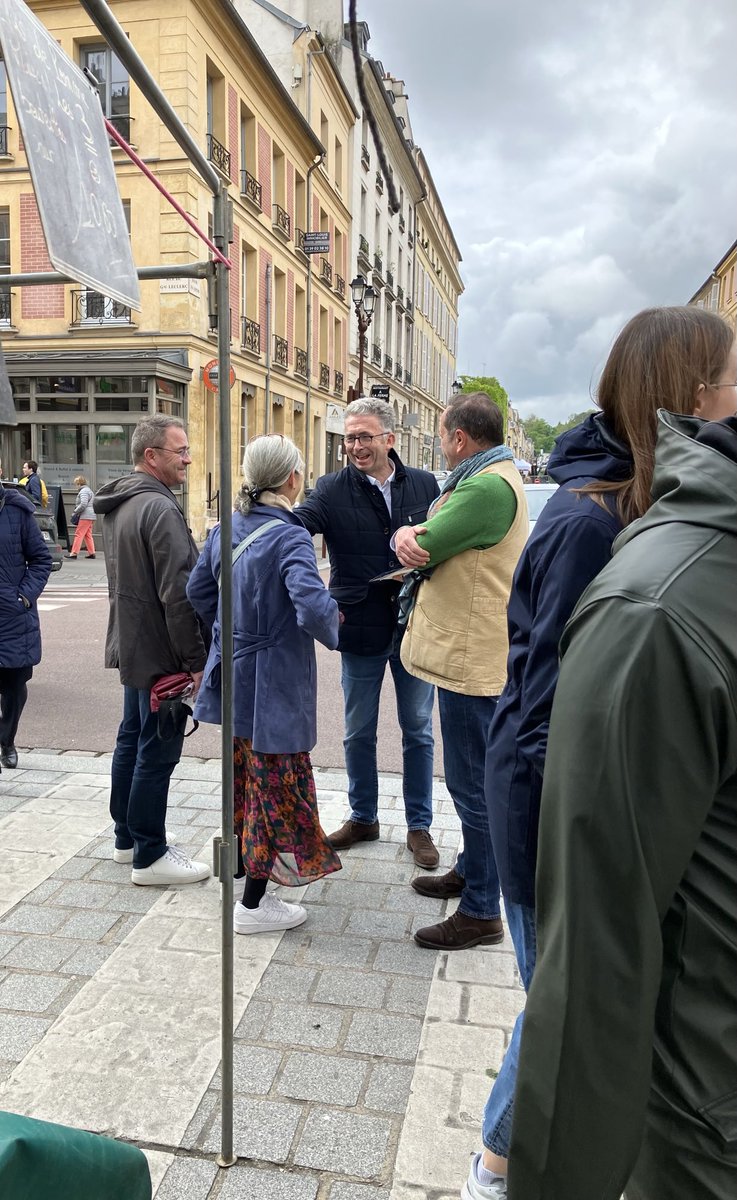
top-left (372, 342), bottom-right (382, 365)
top-left (374, 253), bottom-right (383, 275)
top-left (399, 214), bottom-right (405, 233)
top-left (397, 285), bottom-right (404, 304)
top-left (405, 369), bottom-right (412, 386)
top-left (295, 227), bottom-right (306, 253)
top-left (0, 126), bottom-right (9, 155)
top-left (207, 133), bottom-right (231, 177)
top-left (71, 289), bottom-right (131, 324)
top-left (107, 113), bottom-right (132, 142)
top-left (335, 274), bottom-right (345, 299)
top-left (375, 170), bottom-right (383, 194)
top-left (384, 353), bottom-right (393, 374)
top-left (334, 370), bottom-right (344, 394)
top-left (319, 362), bottom-right (330, 389)
top-left (385, 269), bottom-right (394, 291)
top-left (274, 334), bottom-right (289, 368)
top-left (408, 231), bottom-right (414, 248)
top-left (0, 289), bottom-right (12, 323)
top-left (241, 316), bottom-right (260, 354)
top-left (361, 144), bottom-right (370, 169)
top-left (359, 234), bottom-right (370, 259)
top-left (320, 257), bottom-right (332, 285)
top-left (295, 347), bottom-right (307, 377)
top-left (395, 361), bottom-right (403, 379)
top-left (273, 203), bottom-right (290, 238)
top-left (241, 169), bottom-right (262, 210)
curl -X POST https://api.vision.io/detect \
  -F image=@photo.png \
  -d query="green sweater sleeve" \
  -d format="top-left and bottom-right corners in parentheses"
top-left (415, 472), bottom-right (518, 567)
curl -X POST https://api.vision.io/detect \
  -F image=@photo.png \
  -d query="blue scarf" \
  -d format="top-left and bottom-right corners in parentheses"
top-left (397, 443), bottom-right (515, 627)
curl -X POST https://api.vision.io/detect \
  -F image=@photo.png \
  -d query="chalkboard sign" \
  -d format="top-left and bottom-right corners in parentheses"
top-left (0, 0), bottom-right (140, 311)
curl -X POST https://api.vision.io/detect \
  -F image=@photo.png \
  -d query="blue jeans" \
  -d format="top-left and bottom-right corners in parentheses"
top-left (109, 686), bottom-right (185, 868)
top-left (341, 633), bottom-right (434, 829)
top-left (437, 689), bottom-right (502, 921)
top-left (482, 899), bottom-right (537, 1156)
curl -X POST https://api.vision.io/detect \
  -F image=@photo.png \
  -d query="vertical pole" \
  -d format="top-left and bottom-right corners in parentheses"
top-left (213, 185), bottom-right (236, 1169)
top-left (264, 265), bottom-right (272, 434)
top-left (356, 311), bottom-right (365, 398)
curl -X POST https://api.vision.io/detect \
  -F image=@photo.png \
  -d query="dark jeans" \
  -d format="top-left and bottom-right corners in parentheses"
top-left (437, 688), bottom-right (502, 920)
top-left (110, 686), bottom-right (185, 868)
top-left (0, 665), bottom-right (33, 747)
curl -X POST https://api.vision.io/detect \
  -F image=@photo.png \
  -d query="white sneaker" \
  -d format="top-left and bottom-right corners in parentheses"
top-left (461, 1154), bottom-right (507, 1199)
top-left (131, 846), bottom-right (210, 886)
top-left (233, 892), bottom-right (307, 934)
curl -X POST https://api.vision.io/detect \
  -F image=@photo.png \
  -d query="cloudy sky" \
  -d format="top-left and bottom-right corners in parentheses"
top-left (359, 0), bottom-right (737, 422)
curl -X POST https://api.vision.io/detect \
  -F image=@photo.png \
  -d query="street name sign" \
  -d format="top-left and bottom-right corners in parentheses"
top-left (0, 0), bottom-right (140, 310)
top-left (303, 232), bottom-right (331, 255)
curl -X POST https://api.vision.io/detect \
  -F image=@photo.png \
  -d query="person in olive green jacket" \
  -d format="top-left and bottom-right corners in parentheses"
top-left (507, 405), bottom-right (737, 1200)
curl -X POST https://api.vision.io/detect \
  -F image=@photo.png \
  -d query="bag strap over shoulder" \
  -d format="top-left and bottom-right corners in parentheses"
top-left (218, 518), bottom-right (282, 589)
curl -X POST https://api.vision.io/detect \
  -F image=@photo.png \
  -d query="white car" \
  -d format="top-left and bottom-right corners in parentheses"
top-left (523, 483), bottom-right (558, 533)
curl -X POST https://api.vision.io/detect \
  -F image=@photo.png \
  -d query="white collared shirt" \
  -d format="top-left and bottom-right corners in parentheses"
top-left (366, 467), bottom-right (396, 516)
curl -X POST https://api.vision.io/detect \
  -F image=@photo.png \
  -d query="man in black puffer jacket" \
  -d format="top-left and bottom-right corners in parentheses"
top-left (298, 399), bottom-right (440, 869)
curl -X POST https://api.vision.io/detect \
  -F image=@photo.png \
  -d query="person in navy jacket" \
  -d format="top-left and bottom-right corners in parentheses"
top-left (0, 468), bottom-right (52, 770)
top-left (188, 435), bottom-right (341, 936)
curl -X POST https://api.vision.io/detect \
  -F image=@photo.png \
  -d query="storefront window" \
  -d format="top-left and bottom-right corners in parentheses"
top-left (39, 424), bottom-right (90, 486)
top-left (2, 424), bottom-right (31, 481)
top-left (156, 376), bottom-right (184, 415)
top-left (36, 376), bottom-right (88, 412)
top-left (10, 379), bottom-right (30, 411)
top-left (96, 424), bottom-right (134, 486)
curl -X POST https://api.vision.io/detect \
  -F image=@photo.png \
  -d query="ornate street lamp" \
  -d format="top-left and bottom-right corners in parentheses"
top-left (350, 274), bottom-right (376, 398)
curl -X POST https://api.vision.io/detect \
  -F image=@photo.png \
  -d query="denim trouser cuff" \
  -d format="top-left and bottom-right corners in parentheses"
top-left (458, 905), bottom-right (501, 922)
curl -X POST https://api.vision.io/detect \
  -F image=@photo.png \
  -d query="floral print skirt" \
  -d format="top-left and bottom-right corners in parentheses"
top-left (233, 737), bottom-right (342, 887)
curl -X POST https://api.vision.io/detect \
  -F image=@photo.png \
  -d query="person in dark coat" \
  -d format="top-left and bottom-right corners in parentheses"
top-left (94, 415), bottom-right (209, 888)
top-left (462, 306), bottom-right (737, 1200)
top-left (297, 398), bottom-right (440, 870)
top-left (188, 435), bottom-right (341, 935)
top-left (0, 467), bottom-right (52, 770)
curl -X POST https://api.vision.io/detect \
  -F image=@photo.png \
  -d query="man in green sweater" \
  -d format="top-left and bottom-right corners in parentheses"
top-left (395, 393), bottom-right (528, 950)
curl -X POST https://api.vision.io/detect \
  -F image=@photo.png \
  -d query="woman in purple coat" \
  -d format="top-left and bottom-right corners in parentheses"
top-left (187, 435), bottom-right (341, 935)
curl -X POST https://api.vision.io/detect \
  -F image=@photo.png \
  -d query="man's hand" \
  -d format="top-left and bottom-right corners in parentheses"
top-left (190, 670), bottom-right (205, 700)
top-left (395, 525), bottom-right (430, 568)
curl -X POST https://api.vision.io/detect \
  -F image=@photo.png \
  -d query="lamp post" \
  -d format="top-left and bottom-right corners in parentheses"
top-left (350, 273), bottom-right (377, 399)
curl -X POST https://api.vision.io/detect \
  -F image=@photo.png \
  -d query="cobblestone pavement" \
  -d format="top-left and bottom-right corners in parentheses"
top-left (0, 751), bottom-right (521, 1199)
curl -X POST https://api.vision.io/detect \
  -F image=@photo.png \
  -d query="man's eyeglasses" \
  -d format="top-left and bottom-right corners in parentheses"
top-left (153, 445), bottom-right (191, 458)
top-left (344, 432), bottom-right (389, 447)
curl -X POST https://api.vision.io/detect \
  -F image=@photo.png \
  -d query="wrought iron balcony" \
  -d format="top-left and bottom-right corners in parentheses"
top-left (71, 289), bottom-right (131, 325)
top-left (273, 204), bottom-right (291, 239)
top-left (319, 362), bottom-right (330, 389)
top-left (295, 227), bottom-right (306, 253)
top-left (0, 126), bottom-right (9, 155)
top-left (385, 269), bottom-right (394, 292)
top-left (334, 370), bottom-right (344, 394)
top-left (395, 360), bottom-right (403, 379)
top-left (107, 113), bottom-right (132, 143)
top-left (406, 294), bottom-right (413, 310)
top-left (361, 144), bottom-right (370, 170)
top-left (399, 214), bottom-right (405, 233)
top-left (405, 369), bottom-right (412, 386)
top-left (320, 258), bottom-right (333, 285)
top-left (241, 316), bottom-right (260, 355)
top-left (335, 274), bottom-right (345, 300)
top-left (358, 234), bottom-right (370, 262)
top-left (0, 289), bottom-right (12, 323)
top-left (207, 133), bottom-right (231, 177)
top-left (295, 347), bottom-right (307, 377)
top-left (397, 285), bottom-right (404, 306)
top-left (372, 343), bottom-right (382, 365)
top-left (375, 170), bottom-right (383, 194)
top-left (384, 354), bottom-right (393, 374)
top-left (373, 253), bottom-right (384, 278)
top-left (407, 231), bottom-right (414, 248)
top-left (274, 334), bottom-right (289, 368)
top-left (241, 169), bottom-right (262, 210)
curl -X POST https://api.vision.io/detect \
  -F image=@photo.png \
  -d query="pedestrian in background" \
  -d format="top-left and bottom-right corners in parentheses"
top-left (0, 458), bottom-right (53, 772)
top-left (508, 407), bottom-right (737, 1200)
top-left (394, 393), bottom-right (528, 952)
top-left (462, 305), bottom-right (737, 1200)
top-left (94, 415), bottom-right (209, 887)
top-left (19, 459), bottom-right (47, 508)
top-left (297, 399), bottom-right (441, 870)
top-left (66, 475), bottom-right (96, 560)
top-left (188, 435), bottom-right (342, 935)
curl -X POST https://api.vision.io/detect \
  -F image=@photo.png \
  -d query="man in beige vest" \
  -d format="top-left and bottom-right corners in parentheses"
top-left (395, 393), bottom-right (528, 951)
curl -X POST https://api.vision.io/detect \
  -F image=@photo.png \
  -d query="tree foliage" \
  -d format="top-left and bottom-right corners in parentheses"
top-left (522, 409), bottom-right (596, 453)
top-left (457, 375), bottom-right (509, 435)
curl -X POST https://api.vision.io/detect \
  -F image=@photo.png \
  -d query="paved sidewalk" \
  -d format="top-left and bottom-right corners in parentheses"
top-left (0, 750), bottom-right (521, 1199)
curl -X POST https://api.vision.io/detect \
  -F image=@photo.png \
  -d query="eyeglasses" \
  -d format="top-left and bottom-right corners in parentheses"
top-left (343, 432), bottom-right (388, 447)
top-left (709, 381), bottom-right (737, 389)
top-left (152, 444), bottom-right (191, 458)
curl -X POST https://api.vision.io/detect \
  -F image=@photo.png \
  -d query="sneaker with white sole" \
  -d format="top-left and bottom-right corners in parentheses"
top-left (233, 892), bottom-right (307, 934)
top-left (114, 833), bottom-right (177, 865)
top-left (461, 1153), bottom-right (507, 1199)
top-left (131, 846), bottom-right (210, 886)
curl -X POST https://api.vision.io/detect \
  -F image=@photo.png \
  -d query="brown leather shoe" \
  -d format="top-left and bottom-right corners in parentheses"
top-left (414, 910), bottom-right (504, 950)
top-left (411, 868), bottom-right (464, 898)
top-left (406, 829), bottom-right (440, 869)
top-left (328, 820), bottom-right (380, 850)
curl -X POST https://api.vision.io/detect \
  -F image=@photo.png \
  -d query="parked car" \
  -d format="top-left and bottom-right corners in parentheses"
top-left (523, 482), bottom-right (558, 533)
top-left (0, 481), bottom-right (63, 570)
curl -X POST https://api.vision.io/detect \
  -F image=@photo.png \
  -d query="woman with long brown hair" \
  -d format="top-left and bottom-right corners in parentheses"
top-left (459, 305), bottom-right (736, 1200)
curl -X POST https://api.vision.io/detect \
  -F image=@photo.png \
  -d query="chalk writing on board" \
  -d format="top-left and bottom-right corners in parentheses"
top-left (0, 0), bottom-right (140, 310)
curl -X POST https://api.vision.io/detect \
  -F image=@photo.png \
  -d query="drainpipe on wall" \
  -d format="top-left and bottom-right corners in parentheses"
top-left (264, 263), bottom-right (272, 433)
top-left (305, 150), bottom-right (326, 485)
